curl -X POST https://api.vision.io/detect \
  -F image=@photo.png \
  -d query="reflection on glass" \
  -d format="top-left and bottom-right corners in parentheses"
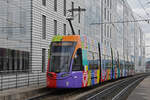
top-left (0, 0), bottom-right (31, 72)
top-left (49, 42), bottom-right (76, 73)
top-left (0, 48), bottom-right (29, 71)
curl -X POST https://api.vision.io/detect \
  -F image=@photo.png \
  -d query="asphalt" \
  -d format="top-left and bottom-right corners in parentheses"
top-left (127, 76), bottom-right (150, 100)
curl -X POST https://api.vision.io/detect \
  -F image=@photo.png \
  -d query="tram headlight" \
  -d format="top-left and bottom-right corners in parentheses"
top-left (61, 73), bottom-right (69, 77)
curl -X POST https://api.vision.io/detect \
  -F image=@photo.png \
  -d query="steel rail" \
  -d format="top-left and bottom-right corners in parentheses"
top-left (86, 75), bottom-right (145, 100)
top-left (112, 77), bottom-right (144, 100)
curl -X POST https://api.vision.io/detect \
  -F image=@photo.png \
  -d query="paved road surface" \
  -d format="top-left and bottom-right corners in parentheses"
top-left (128, 76), bottom-right (150, 100)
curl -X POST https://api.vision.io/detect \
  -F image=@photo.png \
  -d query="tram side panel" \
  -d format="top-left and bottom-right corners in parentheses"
top-left (81, 35), bottom-right (100, 87)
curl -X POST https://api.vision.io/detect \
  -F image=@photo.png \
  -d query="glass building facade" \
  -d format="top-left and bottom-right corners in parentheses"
top-left (0, 0), bottom-right (31, 71)
top-left (116, 0), bottom-right (124, 59)
top-left (84, 0), bottom-right (101, 41)
top-left (114, 0), bottom-right (145, 71)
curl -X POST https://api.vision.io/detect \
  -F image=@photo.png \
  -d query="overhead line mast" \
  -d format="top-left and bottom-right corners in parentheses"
top-left (67, 7), bottom-right (86, 35)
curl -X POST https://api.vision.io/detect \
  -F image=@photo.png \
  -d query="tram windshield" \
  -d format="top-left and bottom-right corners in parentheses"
top-left (49, 41), bottom-right (76, 73)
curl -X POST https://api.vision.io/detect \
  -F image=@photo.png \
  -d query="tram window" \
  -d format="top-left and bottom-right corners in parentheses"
top-left (88, 52), bottom-right (98, 70)
top-left (88, 52), bottom-right (93, 70)
top-left (72, 49), bottom-right (83, 71)
top-left (108, 57), bottom-right (111, 68)
top-left (89, 60), bottom-right (93, 70)
top-left (93, 60), bottom-right (98, 69)
top-left (93, 53), bottom-right (98, 69)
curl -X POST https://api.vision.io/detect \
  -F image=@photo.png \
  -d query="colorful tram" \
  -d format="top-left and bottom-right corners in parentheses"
top-left (47, 35), bottom-right (135, 88)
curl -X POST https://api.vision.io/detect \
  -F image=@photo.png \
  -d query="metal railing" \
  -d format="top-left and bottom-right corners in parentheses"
top-left (0, 70), bottom-right (46, 91)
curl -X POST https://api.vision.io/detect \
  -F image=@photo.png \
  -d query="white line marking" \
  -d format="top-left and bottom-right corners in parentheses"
top-left (112, 77), bottom-right (143, 100)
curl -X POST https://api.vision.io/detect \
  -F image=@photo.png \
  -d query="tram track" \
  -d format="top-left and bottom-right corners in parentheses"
top-left (26, 74), bottom-right (148, 100)
top-left (112, 77), bottom-right (144, 100)
top-left (82, 74), bottom-right (148, 100)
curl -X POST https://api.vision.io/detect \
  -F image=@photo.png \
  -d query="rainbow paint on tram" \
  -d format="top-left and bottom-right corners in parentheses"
top-left (46, 35), bottom-right (134, 88)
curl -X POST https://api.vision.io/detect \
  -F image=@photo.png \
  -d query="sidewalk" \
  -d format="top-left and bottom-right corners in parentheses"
top-left (0, 85), bottom-right (48, 100)
top-left (127, 76), bottom-right (150, 100)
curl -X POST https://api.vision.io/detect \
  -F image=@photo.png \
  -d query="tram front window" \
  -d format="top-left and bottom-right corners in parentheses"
top-left (49, 41), bottom-right (76, 73)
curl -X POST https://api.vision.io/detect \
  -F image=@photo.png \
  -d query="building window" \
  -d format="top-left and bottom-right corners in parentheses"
top-left (101, 25), bottom-right (103, 43)
top-left (42, 48), bottom-right (46, 72)
top-left (64, 0), bottom-right (66, 16)
top-left (107, 26), bottom-right (109, 38)
top-left (107, 10), bottom-right (109, 21)
top-left (54, 0), bottom-right (57, 12)
top-left (104, 24), bottom-right (106, 37)
top-left (104, 8), bottom-right (106, 20)
top-left (78, 30), bottom-right (80, 35)
top-left (63, 24), bottom-right (66, 35)
top-left (110, 28), bottom-right (112, 38)
top-left (110, 13), bottom-right (112, 22)
top-left (54, 20), bottom-right (57, 35)
top-left (42, 0), bottom-right (46, 6)
top-left (107, 41), bottom-right (109, 47)
top-left (104, 40), bottom-right (106, 46)
top-left (42, 15), bottom-right (46, 39)
top-left (110, 0), bottom-right (112, 9)
top-left (107, 0), bottom-right (109, 6)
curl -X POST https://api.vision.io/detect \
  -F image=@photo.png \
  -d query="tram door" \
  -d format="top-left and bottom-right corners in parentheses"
top-left (98, 43), bottom-right (102, 83)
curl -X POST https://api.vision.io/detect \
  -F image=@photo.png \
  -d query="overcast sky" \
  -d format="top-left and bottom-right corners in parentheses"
top-left (127, 0), bottom-right (150, 58)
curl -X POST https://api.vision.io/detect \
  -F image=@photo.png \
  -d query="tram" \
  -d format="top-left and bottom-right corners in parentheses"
top-left (46, 35), bottom-right (135, 88)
